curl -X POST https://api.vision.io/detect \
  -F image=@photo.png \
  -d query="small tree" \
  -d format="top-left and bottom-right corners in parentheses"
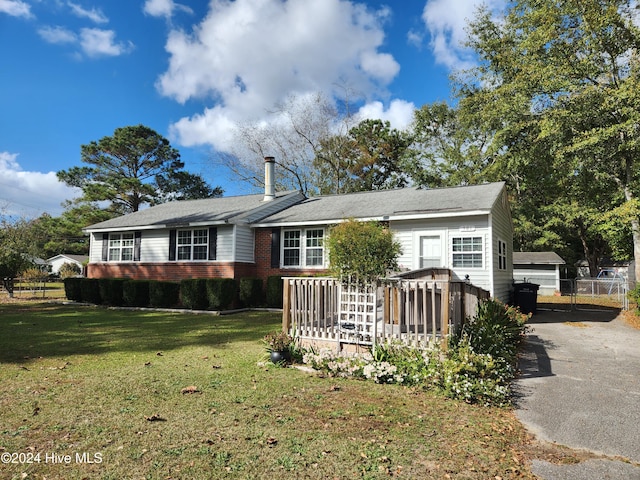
top-left (59, 262), bottom-right (82, 279)
top-left (326, 219), bottom-right (402, 285)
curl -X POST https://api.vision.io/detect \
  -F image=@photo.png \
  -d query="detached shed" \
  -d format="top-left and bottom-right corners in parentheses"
top-left (513, 252), bottom-right (565, 295)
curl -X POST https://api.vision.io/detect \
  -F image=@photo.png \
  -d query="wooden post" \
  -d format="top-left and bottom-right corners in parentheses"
top-left (440, 281), bottom-right (449, 349)
top-left (282, 278), bottom-right (291, 333)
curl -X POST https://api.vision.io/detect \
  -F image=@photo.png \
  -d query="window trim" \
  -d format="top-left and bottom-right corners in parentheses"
top-left (281, 228), bottom-right (326, 269)
top-left (173, 228), bottom-right (210, 262)
top-left (497, 238), bottom-right (508, 271)
top-left (451, 235), bottom-right (484, 269)
top-left (107, 232), bottom-right (135, 262)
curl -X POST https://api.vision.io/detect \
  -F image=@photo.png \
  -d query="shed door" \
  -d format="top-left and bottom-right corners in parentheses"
top-left (419, 235), bottom-right (442, 268)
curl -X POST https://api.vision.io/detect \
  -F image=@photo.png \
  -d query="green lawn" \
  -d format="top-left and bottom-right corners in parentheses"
top-left (0, 303), bottom-right (545, 479)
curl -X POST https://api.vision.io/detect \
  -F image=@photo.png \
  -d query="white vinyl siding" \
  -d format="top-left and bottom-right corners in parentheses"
top-left (391, 217), bottom-right (493, 293)
top-left (234, 225), bottom-right (254, 263)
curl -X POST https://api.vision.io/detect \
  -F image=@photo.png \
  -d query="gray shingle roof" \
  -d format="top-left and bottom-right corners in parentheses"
top-left (258, 182), bottom-right (506, 224)
top-left (84, 191), bottom-right (301, 231)
top-left (84, 182), bottom-right (506, 231)
top-left (513, 252), bottom-right (565, 265)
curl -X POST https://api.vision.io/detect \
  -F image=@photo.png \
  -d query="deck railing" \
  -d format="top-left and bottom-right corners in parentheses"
top-left (282, 275), bottom-right (490, 350)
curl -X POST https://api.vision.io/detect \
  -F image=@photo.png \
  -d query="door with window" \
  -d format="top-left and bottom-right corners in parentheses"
top-left (419, 235), bottom-right (443, 269)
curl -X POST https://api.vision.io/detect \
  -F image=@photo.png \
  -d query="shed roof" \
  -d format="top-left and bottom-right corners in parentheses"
top-left (513, 252), bottom-right (565, 265)
top-left (47, 254), bottom-right (89, 264)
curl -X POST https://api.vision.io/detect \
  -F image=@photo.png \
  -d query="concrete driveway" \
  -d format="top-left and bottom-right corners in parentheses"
top-left (515, 304), bottom-right (640, 479)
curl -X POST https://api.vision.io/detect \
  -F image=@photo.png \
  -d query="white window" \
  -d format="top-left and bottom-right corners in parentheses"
top-left (282, 229), bottom-right (325, 268)
top-left (452, 236), bottom-right (483, 268)
top-left (498, 239), bottom-right (508, 270)
top-left (305, 229), bottom-right (324, 266)
top-left (108, 233), bottom-right (134, 261)
top-left (177, 229), bottom-right (208, 261)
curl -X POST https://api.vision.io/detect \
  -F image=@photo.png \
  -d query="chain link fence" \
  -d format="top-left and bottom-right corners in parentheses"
top-left (537, 277), bottom-right (629, 312)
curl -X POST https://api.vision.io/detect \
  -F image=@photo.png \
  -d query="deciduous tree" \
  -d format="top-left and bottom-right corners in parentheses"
top-left (459, 0), bottom-right (640, 275)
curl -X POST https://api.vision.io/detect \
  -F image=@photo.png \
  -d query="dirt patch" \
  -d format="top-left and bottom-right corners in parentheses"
top-left (621, 310), bottom-right (640, 329)
top-left (521, 437), bottom-right (603, 466)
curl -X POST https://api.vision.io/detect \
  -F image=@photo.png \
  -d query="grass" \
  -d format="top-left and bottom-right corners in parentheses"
top-left (0, 302), bottom-right (544, 479)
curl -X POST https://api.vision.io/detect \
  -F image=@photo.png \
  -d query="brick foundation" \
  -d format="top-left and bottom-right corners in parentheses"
top-left (87, 262), bottom-right (257, 282)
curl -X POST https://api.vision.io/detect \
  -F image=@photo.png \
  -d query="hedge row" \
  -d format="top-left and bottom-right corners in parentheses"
top-left (63, 276), bottom-right (285, 310)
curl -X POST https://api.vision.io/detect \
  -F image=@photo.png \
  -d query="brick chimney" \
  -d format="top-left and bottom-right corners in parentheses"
top-left (263, 156), bottom-right (275, 201)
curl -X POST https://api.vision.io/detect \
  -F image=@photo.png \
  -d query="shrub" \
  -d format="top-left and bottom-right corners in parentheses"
top-left (80, 278), bottom-right (101, 304)
top-left (266, 275), bottom-right (284, 308)
top-left (628, 284), bottom-right (640, 314)
top-left (451, 299), bottom-right (529, 367)
top-left (326, 219), bottom-right (402, 285)
top-left (123, 280), bottom-right (150, 307)
top-left (300, 299), bottom-right (530, 406)
top-left (98, 278), bottom-right (126, 306)
top-left (440, 341), bottom-right (512, 406)
top-left (63, 277), bottom-right (83, 301)
top-left (206, 278), bottom-right (237, 310)
top-left (59, 262), bottom-right (81, 279)
top-left (149, 281), bottom-right (180, 308)
top-left (371, 340), bottom-right (441, 387)
top-left (180, 279), bottom-right (208, 310)
top-left (238, 277), bottom-right (263, 307)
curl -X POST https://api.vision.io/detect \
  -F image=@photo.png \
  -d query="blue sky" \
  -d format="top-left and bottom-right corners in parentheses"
top-left (0, 0), bottom-right (504, 217)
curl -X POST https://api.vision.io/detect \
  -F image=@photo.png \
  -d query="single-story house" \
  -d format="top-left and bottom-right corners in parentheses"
top-left (513, 252), bottom-right (565, 295)
top-left (47, 254), bottom-right (89, 275)
top-left (84, 159), bottom-right (514, 302)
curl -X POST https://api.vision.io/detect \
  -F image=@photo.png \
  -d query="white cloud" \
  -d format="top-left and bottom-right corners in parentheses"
top-left (38, 25), bottom-right (77, 44)
top-left (0, 0), bottom-right (32, 18)
top-left (421, 0), bottom-right (505, 71)
top-left (355, 99), bottom-right (416, 131)
top-left (79, 28), bottom-right (133, 57)
top-left (0, 152), bottom-right (79, 217)
top-left (143, 0), bottom-right (193, 19)
top-left (157, 0), bottom-right (399, 152)
top-left (67, 2), bottom-right (108, 24)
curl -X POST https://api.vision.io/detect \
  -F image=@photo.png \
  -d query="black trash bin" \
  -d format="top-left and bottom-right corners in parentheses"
top-left (513, 282), bottom-right (539, 314)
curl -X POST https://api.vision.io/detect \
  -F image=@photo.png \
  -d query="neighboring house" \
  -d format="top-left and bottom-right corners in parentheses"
top-left (84, 160), bottom-right (514, 302)
top-left (513, 252), bottom-right (565, 295)
top-left (47, 254), bottom-right (89, 275)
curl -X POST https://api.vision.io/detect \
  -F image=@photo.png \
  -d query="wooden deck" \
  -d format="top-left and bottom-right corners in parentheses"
top-left (282, 271), bottom-right (490, 351)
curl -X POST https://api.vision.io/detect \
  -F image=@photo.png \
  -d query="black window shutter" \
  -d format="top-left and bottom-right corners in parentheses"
top-left (102, 233), bottom-right (109, 261)
top-left (168, 229), bottom-right (176, 261)
top-left (208, 227), bottom-right (217, 260)
top-left (134, 231), bottom-right (142, 261)
top-left (270, 228), bottom-right (281, 268)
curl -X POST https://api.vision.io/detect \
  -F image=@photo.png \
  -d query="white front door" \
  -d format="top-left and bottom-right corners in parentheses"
top-left (419, 235), bottom-right (443, 268)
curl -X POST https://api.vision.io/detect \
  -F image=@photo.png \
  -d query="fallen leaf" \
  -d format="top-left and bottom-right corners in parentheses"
top-left (266, 437), bottom-right (278, 446)
top-left (181, 385), bottom-right (200, 394)
top-left (145, 414), bottom-right (165, 422)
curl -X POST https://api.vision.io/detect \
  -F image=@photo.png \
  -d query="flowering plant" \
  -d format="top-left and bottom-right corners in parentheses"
top-left (263, 331), bottom-right (294, 352)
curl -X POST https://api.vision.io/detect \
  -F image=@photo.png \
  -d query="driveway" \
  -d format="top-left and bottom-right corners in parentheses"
top-left (515, 304), bottom-right (640, 479)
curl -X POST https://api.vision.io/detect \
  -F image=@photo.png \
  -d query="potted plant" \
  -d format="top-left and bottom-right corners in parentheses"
top-left (263, 331), bottom-right (294, 364)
